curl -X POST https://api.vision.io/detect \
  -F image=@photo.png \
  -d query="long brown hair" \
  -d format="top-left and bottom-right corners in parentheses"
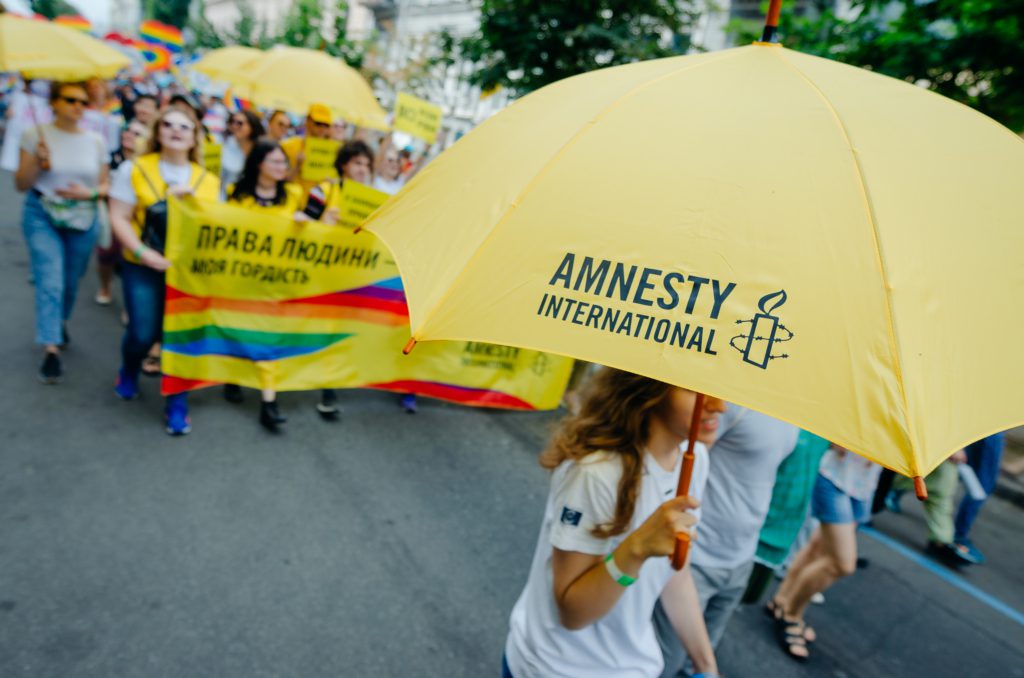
top-left (541, 368), bottom-right (673, 538)
top-left (146, 107), bottom-right (202, 164)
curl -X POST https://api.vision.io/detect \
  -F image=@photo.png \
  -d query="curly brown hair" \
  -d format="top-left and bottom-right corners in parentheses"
top-left (541, 368), bottom-right (674, 539)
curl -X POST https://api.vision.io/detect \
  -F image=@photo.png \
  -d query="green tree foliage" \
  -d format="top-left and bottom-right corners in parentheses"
top-left (732, 0), bottom-right (1024, 131)
top-left (29, 0), bottom-right (81, 19)
top-left (460, 0), bottom-right (700, 94)
top-left (144, 0), bottom-right (192, 30)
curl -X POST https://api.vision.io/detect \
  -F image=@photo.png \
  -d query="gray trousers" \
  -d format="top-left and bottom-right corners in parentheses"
top-left (654, 560), bottom-right (754, 677)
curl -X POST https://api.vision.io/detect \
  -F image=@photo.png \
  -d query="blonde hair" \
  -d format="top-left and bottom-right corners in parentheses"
top-left (146, 107), bottom-right (202, 164)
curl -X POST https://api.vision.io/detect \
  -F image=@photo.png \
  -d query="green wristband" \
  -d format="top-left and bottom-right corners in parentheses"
top-left (133, 244), bottom-right (147, 260)
top-left (604, 553), bottom-right (636, 587)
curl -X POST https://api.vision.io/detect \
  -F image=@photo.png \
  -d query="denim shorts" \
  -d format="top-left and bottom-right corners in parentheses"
top-left (811, 473), bottom-right (869, 525)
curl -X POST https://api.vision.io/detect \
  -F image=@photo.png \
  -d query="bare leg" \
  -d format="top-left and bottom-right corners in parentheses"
top-left (774, 529), bottom-right (823, 608)
top-left (97, 262), bottom-right (114, 302)
top-left (785, 522), bottom-right (857, 620)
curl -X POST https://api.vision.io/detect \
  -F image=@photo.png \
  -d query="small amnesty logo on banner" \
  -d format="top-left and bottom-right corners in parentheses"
top-left (201, 142), bottom-right (222, 178)
top-left (161, 197), bottom-right (573, 409)
top-left (300, 137), bottom-right (341, 183)
top-left (393, 92), bottom-right (443, 145)
top-left (336, 181), bottom-right (390, 230)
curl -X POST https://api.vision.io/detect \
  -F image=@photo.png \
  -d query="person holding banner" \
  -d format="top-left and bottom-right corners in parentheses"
top-left (503, 368), bottom-right (724, 678)
top-left (222, 139), bottom-right (306, 431)
top-left (15, 82), bottom-right (110, 385)
top-left (221, 110), bottom-right (265, 192)
top-left (281, 103), bottom-right (333, 191)
top-left (108, 106), bottom-right (221, 435)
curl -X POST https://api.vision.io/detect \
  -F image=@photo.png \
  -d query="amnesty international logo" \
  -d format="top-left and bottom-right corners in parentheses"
top-left (730, 290), bottom-right (794, 369)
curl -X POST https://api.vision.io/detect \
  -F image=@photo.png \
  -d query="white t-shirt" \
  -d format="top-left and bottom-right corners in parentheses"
top-left (505, 444), bottom-right (710, 678)
top-left (19, 124), bottom-right (106, 198)
top-left (1, 90), bottom-right (51, 171)
top-left (818, 448), bottom-right (882, 502)
top-left (372, 174), bottom-right (405, 196)
top-left (80, 108), bottom-right (118, 159)
top-left (109, 158), bottom-right (194, 206)
top-left (220, 136), bottom-right (245, 192)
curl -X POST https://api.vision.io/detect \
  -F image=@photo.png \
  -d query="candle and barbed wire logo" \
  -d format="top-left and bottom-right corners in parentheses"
top-left (730, 290), bottom-right (794, 369)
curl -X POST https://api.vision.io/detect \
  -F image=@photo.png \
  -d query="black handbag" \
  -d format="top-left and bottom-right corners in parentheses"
top-left (136, 164), bottom-right (207, 254)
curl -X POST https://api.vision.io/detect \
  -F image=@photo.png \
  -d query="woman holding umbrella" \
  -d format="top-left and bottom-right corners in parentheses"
top-left (503, 368), bottom-right (724, 678)
top-left (14, 81), bottom-right (109, 384)
top-left (108, 106), bottom-right (220, 435)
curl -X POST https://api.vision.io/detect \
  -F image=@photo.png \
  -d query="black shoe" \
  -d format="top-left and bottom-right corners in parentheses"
top-left (223, 384), bottom-right (244, 404)
top-left (925, 542), bottom-right (967, 568)
top-left (259, 400), bottom-right (287, 431)
top-left (317, 389), bottom-right (340, 421)
top-left (39, 352), bottom-right (63, 384)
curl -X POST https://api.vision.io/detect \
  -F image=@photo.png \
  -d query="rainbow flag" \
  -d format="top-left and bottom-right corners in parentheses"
top-left (139, 19), bottom-right (183, 54)
top-left (54, 15), bottom-right (92, 33)
top-left (134, 40), bottom-right (171, 72)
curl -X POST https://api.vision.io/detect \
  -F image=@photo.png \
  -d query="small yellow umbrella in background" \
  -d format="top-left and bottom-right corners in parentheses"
top-left (222, 46), bottom-right (389, 130)
top-left (363, 1), bottom-right (1024, 537)
top-left (0, 12), bottom-right (130, 79)
top-left (191, 45), bottom-right (262, 82)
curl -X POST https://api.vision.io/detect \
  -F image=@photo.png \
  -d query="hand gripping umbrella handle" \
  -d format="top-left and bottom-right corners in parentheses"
top-left (671, 392), bottom-right (705, 570)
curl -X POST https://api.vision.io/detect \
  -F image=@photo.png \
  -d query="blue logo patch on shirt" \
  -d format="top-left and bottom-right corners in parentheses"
top-left (560, 507), bottom-right (582, 527)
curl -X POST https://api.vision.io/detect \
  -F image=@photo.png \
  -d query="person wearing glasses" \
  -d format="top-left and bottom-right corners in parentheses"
top-left (266, 110), bottom-right (292, 142)
top-left (221, 109), bottom-right (266, 192)
top-left (280, 103), bottom-right (333, 191)
top-left (14, 81), bottom-right (110, 384)
top-left (108, 107), bottom-right (221, 435)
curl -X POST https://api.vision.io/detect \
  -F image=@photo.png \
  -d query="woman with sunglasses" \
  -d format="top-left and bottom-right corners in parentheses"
top-left (108, 107), bottom-right (221, 435)
top-left (221, 139), bottom-right (306, 432)
top-left (14, 81), bottom-right (110, 384)
top-left (266, 110), bottom-right (292, 142)
top-left (221, 109), bottom-right (265, 193)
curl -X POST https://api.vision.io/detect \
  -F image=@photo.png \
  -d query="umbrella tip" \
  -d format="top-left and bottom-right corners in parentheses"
top-left (913, 476), bottom-right (928, 501)
top-left (353, 226), bottom-right (362, 234)
top-left (402, 337), bottom-right (417, 355)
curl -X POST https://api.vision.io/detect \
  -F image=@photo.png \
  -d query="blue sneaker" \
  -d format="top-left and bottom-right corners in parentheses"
top-left (884, 490), bottom-right (904, 514)
top-left (401, 393), bottom-right (418, 414)
top-left (164, 394), bottom-right (192, 436)
top-left (114, 368), bottom-right (139, 400)
top-left (952, 539), bottom-right (985, 565)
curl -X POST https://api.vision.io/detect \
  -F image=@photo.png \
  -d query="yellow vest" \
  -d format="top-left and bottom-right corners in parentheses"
top-left (227, 183), bottom-right (305, 218)
top-left (125, 153), bottom-right (221, 263)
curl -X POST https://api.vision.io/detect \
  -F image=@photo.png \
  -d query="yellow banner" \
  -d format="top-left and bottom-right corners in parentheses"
top-left (393, 92), bottom-right (443, 145)
top-left (201, 142), bottom-right (222, 178)
top-left (336, 180), bottom-right (390, 230)
top-left (300, 137), bottom-right (341, 183)
top-left (161, 197), bottom-right (572, 409)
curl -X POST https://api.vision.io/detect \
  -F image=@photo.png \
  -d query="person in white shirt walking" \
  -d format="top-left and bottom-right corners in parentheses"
top-left (504, 368), bottom-right (726, 678)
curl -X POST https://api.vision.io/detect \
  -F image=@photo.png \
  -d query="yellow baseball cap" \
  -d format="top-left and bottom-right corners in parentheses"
top-left (308, 103), bottom-right (332, 125)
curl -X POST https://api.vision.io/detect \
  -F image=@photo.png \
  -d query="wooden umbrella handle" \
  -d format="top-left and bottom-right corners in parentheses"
top-left (671, 392), bottom-right (705, 570)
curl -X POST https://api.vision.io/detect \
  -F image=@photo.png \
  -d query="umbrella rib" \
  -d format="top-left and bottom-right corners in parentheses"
top-left (406, 48), bottom-right (750, 340)
top-left (773, 48), bottom-right (920, 474)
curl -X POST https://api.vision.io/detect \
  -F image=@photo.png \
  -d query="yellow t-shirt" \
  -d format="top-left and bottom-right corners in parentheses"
top-left (280, 136), bottom-right (324, 192)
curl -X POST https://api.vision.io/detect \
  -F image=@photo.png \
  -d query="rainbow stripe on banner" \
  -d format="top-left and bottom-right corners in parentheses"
top-left (54, 15), bottom-right (92, 33)
top-left (160, 198), bottom-right (574, 409)
top-left (139, 19), bottom-right (183, 53)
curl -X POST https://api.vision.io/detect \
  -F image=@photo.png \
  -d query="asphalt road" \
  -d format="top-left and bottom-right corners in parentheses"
top-left (1, 175), bottom-right (1022, 677)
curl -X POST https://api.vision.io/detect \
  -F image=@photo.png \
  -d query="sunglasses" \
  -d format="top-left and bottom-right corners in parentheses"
top-left (310, 121), bottom-right (331, 129)
top-left (60, 96), bottom-right (89, 106)
top-left (160, 120), bottom-right (195, 132)
top-left (228, 118), bottom-right (245, 127)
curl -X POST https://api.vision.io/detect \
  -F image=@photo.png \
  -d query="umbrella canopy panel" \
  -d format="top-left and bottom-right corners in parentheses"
top-left (0, 14), bottom-right (130, 79)
top-left (365, 44), bottom-right (1024, 478)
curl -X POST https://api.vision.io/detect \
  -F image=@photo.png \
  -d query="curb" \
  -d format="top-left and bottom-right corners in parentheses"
top-left (994, 474), bottom-right (1024, 509)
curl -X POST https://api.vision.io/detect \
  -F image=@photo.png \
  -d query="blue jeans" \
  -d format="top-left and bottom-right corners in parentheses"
top-left (812, 474), bottom-right (870, 524)
top-left (954, 433), bottom-right (1004, 542)
top-left (21, 190), bottom-right (98, 345)
top-left (501, 653), bottom-right (513, 678)
top-left (120, 261), bottom-right (165, 378)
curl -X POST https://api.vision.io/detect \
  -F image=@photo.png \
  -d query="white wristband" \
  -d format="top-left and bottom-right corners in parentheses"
top-left (604, 553), bottom-right (636, 587)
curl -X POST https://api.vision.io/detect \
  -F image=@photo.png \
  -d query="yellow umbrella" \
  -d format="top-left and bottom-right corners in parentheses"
top-left (0, 13), bottom-right (130, 79)
top-left (224, 46), bottom-right (388, 130)
top-left (192, 45), bottom-right (262, 82)
top-left (364, 41), bottom-right (1024, 490)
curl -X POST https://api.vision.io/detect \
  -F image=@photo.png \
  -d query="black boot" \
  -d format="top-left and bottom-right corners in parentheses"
top-left (223, 384), bottom-right (244, 403)
top-left (259, 399), bottom-right (287, 431)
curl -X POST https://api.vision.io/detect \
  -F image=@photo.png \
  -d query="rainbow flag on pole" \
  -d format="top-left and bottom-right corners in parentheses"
top-left (139, 19), bottom-right (183, 54)
top-left (135, 40), bottom-right (172, 72)
top-left (54, 15), bottom-right (93, 33)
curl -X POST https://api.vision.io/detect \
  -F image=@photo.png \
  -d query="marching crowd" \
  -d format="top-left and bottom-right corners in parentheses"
top-left (2, 75), bottom-right (1010, 678)
top-left (4, 76), bottom-right (426, 436)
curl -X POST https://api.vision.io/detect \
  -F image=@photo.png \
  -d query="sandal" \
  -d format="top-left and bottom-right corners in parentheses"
top-left (766, 598), bottom-right (816, 643)
top-left (141, 354), bottom-right (161, 377)
top-left (775, 615), bottom-right (810, 662)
